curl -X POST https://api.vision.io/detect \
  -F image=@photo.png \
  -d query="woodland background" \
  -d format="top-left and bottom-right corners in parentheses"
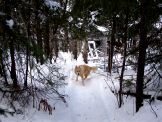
top-left (0, 0), bottom-right (162, 116)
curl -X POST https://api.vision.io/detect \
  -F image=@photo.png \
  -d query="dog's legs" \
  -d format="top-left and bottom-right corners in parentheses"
top-left (85, 74), bottom-right (88, 79)
top-left (82, 78), bottom-right (85, 86)
top-left (76, 75), bottom-right (78, 81)
top-left (82, 80), bottom-right (85, 86)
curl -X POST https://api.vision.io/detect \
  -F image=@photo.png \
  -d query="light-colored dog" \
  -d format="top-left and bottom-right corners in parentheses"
top-left (74, 64), bottom-right (97, 86)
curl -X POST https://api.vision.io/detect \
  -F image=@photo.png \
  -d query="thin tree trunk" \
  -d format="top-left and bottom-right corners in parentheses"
top-left (82, 39), bottom-right (88, 64)
top-left (108, 16), bottom-right (116, 73)
top-left (64, 27), bottom-right (69, 52)
top-left (0, 49), bottom-right (3, 76)
top-left (24, 43), bottom-right (29, 88)
top-left (9, 37), bottom-right (18, 87)
top-left (36, 22), bottom-right (43, 64)
top-left (0, 49), bottom-right (8, 85)
top-left (24, 1), bottom-right (31, 88)
top-left (73, 40), bottom-right (78, 60)
top-left (53, 38), bottom-right (59, 62)
top-left (44, 19), bottom-right (50, 59)
top-left (119, 8), bottom-right (129, 108)
top-left (52, 25), bottom-right (59, 62)
top-left (34, 1), bottom-right (44, 64)
top-left (24, 24), bottom-right (30, 88)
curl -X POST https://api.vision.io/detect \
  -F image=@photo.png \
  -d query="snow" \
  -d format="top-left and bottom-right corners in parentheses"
top-left (6, 19), bottom-right (14, 29)
top-left (155, 15), bottom-right (162, 29)
top-left (44, 0), bottom-right (61, 10)
top-left (96, 25), bottom-right (108, 32)
top-left (0, 12), bottom-right (5, 15)
top-left (1, 52), bottom-right (162, 122)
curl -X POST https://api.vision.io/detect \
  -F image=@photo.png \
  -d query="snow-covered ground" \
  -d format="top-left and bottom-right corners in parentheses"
top-left (1, 52), bottom-right (162, 122)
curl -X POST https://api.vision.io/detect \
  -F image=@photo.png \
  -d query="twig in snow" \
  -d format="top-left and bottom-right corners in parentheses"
top-left (145, 100), bottom-right (158, 118)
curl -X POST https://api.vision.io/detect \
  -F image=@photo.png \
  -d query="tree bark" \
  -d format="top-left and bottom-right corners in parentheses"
top-left (34, 1), bottom-right (44, 64)
top-left (0, 49), bottom-right (8, 85)
top-left (108, 15), bottom-right (116, 73)
top-left (70, 40), bottom-right (78, 60)
top-left (53, 38), bottom-right (59, 62)
top-left (136, 0), bottom-right (147, 112)
top-left (63, 27), bottom-right (69, 52)
top-left (9, 37), bottom-right (18, 87)
top-left (82, 40), bottom-right (88, 63)
top-left (73, 40), bottom-right (78, 60)
top-left (44, 19), bottom-right (50, 59)
top-left (119, 9), bottom-right (129, 108)
top-left (24, 6), bottom-right (31, 88)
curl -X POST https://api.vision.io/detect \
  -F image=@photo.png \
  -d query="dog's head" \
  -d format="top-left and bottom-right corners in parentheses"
top-left (74, 66), bottom-right (80, 75)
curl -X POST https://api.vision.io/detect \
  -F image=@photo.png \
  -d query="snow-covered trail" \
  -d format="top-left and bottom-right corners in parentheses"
top-left (2, 52), bottom-right (162, 122)
top-left (63, 71), bottom-right (117, 122)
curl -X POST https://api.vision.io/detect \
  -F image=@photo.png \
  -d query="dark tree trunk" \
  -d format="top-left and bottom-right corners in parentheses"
top-left (69, 39), bottom-right (77, 60)
top-left (136, 0), bottom-right (147, 112)
top-left (53, 38), bottom-right (59, 62)
top-left (51, 25), bottom-right (59, 62)
top-left (34, 1), bottom-right (44, 64)
top-left (24, 8), bottom-right (31, 88)
top-left (73, 40), bottom-right (78, 60)
top-left (9, 37), bottom-right (18, 87)
top-left (44, 19), bottom-right (50, 59)
top-left (36, 21), bottom-right (43, 64)
top-left (64, 27), bottom-right (69, 52)
top-left (0, 51), bottom-right (3, 76)
top-left (108, 16), bottom-right (116, 73)
top-left (24, 42), bottom-right (29, 88)
top-left (0, 49), bottom-right (8, 85)
top-left (82, 40), bottom-right (88, 64)
top-left (119, 9), bottom-right (129, 108)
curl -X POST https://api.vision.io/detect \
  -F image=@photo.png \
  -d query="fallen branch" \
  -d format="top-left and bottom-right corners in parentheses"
top-left (112, 90), bottom-right (162, 101)
top-left (0, 87), bottom-right (26, 94)
top-left (0, 108), bottom-right (15, 116)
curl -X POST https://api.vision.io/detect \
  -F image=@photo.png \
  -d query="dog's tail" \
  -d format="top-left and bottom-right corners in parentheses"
top-left (90, 66), bottom-right (97, 72)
